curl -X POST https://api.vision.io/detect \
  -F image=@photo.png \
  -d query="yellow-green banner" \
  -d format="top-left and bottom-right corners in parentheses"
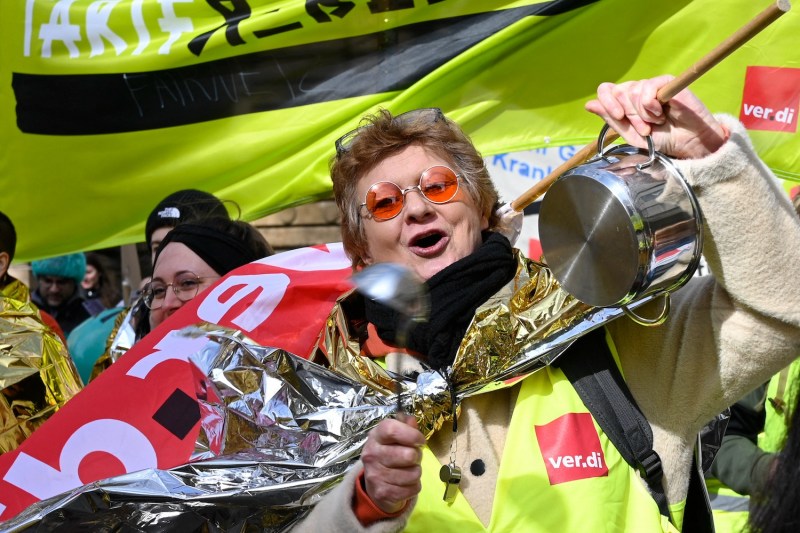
top-left (1, 0), bottom-right (798, 261)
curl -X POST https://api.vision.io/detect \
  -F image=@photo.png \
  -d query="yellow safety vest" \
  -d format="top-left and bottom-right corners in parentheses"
top-left (405, 365), bottom-right (684, 532)
top-left (706, 478), bottom-right (749, 533)
top-left (708, 358), bottom-right (800, 533)
top-left (761, 359), bottom-right (800, 453)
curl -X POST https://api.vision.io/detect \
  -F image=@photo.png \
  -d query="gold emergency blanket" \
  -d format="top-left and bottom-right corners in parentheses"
top-left (88, 303), bottom-right (138, 382)
top-left (0, 279), bottom-right (83, 454)
top-left (0, 255), bottom-right (640, 531)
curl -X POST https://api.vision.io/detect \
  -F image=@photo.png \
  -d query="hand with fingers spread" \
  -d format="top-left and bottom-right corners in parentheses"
top-left (360, 416), bottom-right (426, 514)
top-left (585, 75), bottom-right (729, 160)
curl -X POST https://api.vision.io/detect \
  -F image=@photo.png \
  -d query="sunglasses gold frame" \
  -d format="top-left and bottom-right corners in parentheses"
top-left (359, 165), bottom-right (461, 221)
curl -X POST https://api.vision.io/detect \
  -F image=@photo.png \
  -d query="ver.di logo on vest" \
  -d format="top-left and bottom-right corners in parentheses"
top-left (534, 412), bottom-right (609, 485)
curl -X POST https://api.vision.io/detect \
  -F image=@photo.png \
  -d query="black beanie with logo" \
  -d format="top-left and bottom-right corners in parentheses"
top-left (144, 189), bottom-right (229, 251)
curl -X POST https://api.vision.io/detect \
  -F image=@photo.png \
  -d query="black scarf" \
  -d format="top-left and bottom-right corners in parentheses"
top-left (364, 231), bottom-right (517, 371)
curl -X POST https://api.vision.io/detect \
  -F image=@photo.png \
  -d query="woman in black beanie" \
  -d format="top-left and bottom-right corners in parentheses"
top-left (89, 190), bottom-right (238, 381)
top-left (145, 218), bottom-right (273, 329)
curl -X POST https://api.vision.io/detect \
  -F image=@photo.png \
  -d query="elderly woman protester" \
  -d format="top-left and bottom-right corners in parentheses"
top-left (293, 75), bottom-right (800, 533)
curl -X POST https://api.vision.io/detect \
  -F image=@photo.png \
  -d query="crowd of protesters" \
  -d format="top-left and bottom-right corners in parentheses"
top-left (2, 73), bottom-right (800, 533)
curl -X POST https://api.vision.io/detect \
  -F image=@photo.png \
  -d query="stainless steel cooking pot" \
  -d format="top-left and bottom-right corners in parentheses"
top-left (538, 125), bottom-right (704, 320)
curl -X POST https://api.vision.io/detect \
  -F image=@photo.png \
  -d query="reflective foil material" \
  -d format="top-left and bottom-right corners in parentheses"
top-left (1, 327), bottom-right (395, 531)
top-left (0, 279), bottom-right (83, 454)
top-left (88, 302), bottom-right (140, 382)
top-left (1, 253), bottom-right (640, 530)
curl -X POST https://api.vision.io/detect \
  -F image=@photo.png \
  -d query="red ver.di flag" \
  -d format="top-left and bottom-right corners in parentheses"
top-left (0, 244), bottom-right (353, 521)
top-left (739, 66), bottom-right (800, 133)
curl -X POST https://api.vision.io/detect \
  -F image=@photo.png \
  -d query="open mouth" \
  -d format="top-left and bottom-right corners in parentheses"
top-left (409, 230), bottom-right (447, 254)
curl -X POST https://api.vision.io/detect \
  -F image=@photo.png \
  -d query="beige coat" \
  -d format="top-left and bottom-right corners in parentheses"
top-left (294, 116), bottom-right (800, 532)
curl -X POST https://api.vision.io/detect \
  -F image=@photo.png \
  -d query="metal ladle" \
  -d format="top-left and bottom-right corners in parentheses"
top-left (351, 263), bottom-right (430, 413)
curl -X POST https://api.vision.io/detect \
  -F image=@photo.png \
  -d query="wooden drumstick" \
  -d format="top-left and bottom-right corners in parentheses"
top-left (510, 0), bottom-right (791, 212)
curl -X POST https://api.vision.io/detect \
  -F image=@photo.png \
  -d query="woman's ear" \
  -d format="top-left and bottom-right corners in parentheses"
top-left (0, 251), bottom-right (9, 279)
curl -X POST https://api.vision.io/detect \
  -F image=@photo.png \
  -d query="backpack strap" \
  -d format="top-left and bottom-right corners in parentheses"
top-left (555, 328), bottom-right (670, 518)
top-left (554, 328), bottom-right (714, 532)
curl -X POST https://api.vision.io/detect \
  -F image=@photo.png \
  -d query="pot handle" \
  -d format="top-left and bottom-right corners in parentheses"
top-left (621, 292), bottom-right (670, 327)
top-left (596, 124), bottom-right (657, 170)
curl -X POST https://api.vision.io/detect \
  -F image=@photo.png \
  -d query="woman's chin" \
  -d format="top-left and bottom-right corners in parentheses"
top-left (409, 258), bottom-right (450, 282)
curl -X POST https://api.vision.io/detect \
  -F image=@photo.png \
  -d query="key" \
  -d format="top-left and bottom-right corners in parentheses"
top-left (439, 463), bottom-right (462, 503)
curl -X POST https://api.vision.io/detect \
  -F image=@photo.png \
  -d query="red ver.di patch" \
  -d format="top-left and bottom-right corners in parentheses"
top-left (739, 66), bottom-right (800, 133)
top-left (535, 412), bottom-right (608, 485)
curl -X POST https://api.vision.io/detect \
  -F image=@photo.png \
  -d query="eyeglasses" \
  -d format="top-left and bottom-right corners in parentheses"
top-left (360, 165), bottom-right (461, 221)
top-left (142, 272), bottom-right (219, 310)
top-left (334, 107), bottom-right (444, 157)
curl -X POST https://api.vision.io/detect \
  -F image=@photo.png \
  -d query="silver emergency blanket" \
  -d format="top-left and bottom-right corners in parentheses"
top-left (0, 327), bottom-right (427, 532)
top-left (0, 253), bottom-right (659, 532)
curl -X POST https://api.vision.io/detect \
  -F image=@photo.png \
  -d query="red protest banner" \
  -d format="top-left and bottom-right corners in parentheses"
top-left (0, 244), bottom-right (353, 521)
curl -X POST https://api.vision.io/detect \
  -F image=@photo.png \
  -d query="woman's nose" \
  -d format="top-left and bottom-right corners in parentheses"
top-left (162, 287), bottom-right (184, 312)
top-left (402, 188), bottom-right (433, 220)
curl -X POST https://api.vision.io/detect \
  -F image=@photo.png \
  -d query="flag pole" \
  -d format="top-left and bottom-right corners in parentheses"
top-left (510, 0), bottom-right (791, 212)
